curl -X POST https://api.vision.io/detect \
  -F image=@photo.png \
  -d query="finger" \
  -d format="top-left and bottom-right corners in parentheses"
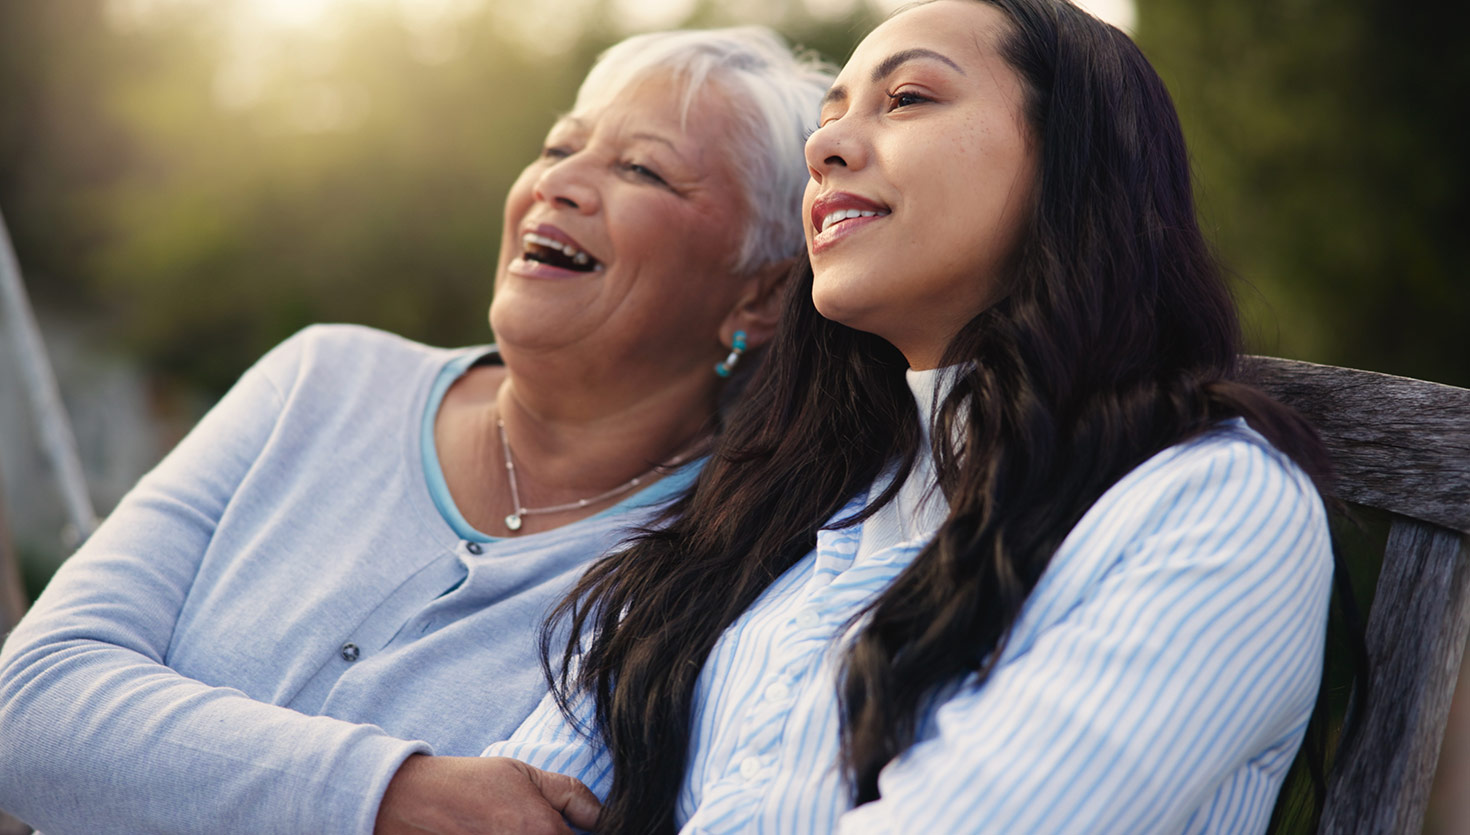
top-left (527, 766), bottom-right (602, 830)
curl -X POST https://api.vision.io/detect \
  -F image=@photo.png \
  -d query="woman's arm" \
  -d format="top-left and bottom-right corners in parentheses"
top-left (375, 755), bottom-right (600, 835)
top-left (837, 435), bottom-right (1334, 834)
top-left (0, 330), bottom-right (427, 835)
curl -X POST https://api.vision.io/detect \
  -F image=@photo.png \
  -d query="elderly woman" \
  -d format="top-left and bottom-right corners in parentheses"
top-left (0, 27), bottom-right (832, 835)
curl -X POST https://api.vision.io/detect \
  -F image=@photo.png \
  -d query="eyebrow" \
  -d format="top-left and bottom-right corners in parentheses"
top-left (821, 48), bottom-right (967, 107)
top-left (631, 132), bottom-right (680, 153)
top-left (550, 119), bottom-right (691, 165)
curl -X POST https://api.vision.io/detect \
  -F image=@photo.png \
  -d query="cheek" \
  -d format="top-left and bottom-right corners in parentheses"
top-left (668, 203), bottom-right (743, 277)
top-left (502, 166), bottom-right (538, 226)
top-left (497, 175), bottom-right (535, 259)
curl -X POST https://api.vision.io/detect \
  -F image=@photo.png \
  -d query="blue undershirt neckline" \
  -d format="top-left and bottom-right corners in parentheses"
top-left (419, 350), bottom-right (698, 543)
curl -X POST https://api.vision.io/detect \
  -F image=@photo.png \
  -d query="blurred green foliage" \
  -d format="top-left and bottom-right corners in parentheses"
top-left (0, 0), bottom-right (1464, 396)
top-left (1134, 0), bottom-right (1468, 387)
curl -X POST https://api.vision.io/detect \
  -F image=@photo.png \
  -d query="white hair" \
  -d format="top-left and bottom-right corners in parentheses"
top-left (573, 27), bottom-right (836, 275)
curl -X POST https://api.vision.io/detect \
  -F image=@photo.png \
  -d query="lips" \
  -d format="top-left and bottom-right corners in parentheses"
top-left (809, 192), bottom-right (891, 254)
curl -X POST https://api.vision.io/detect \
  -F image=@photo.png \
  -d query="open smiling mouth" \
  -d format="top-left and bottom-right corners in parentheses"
top-left (819, 208), bottom-right (889, 233)
top-left (522, 232), bottom-right (603, 273)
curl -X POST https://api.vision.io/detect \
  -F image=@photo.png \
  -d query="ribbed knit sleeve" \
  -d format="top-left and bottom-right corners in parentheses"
top-left (0, 328), bottom-right (429, 835)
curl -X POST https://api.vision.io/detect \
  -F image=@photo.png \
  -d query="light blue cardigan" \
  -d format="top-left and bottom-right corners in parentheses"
top-left (0, 325), bottom-right (697, 834)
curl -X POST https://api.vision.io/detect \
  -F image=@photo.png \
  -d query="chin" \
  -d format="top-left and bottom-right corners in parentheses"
top-left (811, 277), bottom-right (871, 331)
top-left (487, 293), bottom-right (543, 350)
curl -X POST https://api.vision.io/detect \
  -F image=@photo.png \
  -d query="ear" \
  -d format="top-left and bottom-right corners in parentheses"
top-left (717, 256), bottom-right (799, 350)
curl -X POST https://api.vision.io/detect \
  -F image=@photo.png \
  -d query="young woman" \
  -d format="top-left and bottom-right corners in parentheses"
top-left (485, 2), bottom-right (1338, 832)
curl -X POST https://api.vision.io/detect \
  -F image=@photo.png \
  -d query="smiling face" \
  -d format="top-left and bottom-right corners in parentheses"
top-left (803, 0), bottom-right (1038, 369)
top-left (490, 73), bottom-right (751, 383)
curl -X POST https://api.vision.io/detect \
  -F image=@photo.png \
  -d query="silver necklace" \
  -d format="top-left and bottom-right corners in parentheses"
top-left (496, 416), bottom-right (686, 532)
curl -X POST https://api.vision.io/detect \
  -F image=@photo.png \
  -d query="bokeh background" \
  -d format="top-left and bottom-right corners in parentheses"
top-left (1, 0), bottom-right (1465, 830)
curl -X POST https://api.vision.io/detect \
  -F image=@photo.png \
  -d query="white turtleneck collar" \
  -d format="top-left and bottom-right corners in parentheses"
top-left (854, 366), bottom-right (960, 563)
top-left (906, 365), bottom-right (950, 430)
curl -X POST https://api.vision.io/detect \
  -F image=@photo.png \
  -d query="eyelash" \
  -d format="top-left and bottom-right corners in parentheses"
top-left (541, 147), bottom-right (670, 188)
top-left (622, 162), bottom-right (667, 185)
top-left (885, 88), bottom-right (931, 109)
top-left (810, 86), bottom-right (932, 134)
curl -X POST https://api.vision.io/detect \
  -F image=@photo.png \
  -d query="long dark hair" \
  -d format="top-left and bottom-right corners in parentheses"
top-left (544, 1), bottom-right (1350, 832)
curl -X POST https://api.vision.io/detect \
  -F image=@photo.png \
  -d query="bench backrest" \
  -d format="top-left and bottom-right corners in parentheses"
top-left (1247, 356), bottom-right (1470, 835)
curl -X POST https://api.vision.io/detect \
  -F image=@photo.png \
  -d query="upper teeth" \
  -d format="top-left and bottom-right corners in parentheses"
top-left (820, 208), bottom-right (886, 233)
top-left (523, 232), bottom-right (594, 266)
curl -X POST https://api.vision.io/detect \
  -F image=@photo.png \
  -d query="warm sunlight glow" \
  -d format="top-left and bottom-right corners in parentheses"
top-left (867, 0), bottom-right (1137, 31)
top-left (802, 0), bottom-right (862, 22)
top-left (246, 0), bottom-right (341, 29)
top-left (609, 0), bottom-right (698, 33)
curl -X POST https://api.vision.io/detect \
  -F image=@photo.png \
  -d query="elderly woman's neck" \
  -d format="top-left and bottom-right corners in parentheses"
top-left (497, 365), bottom-right (716, 465)
top-left (434, 358), bottom-right (715, 536)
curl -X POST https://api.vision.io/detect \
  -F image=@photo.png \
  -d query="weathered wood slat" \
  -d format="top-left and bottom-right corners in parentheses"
top-left (1319, 518), bottom-right (1470, 835)
top-left (1244, 357), bottom-right (1470, 534)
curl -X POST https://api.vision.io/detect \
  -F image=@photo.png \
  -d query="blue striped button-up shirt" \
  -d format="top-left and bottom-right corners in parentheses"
top-left (486, 420), bottom-right (1333, 834)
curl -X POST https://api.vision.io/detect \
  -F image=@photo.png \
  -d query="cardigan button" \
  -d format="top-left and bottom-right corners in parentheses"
top-left (340, 642), bottom-right (360, 662)
top-left (466, 542), bottom-right (484, 555)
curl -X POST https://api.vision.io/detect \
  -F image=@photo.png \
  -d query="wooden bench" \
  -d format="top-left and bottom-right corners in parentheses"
top-left (1248, 357), bottom-right (1470, 834)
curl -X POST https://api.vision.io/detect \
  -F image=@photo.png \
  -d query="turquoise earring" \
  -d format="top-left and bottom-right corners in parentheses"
top-left (714, 330), bottom-right (748, 378)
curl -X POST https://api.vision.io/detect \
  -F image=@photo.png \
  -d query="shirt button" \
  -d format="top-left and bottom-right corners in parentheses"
top-left (765, 681), bottom-right (791, 702)
top-left (340, 642), bottom-right (360, 662)
top-left (739, 757), bottom-right (762, 780)
top-left (466, 542), bottom-right (484, 555)
top-left (794, 610), bottom-right (820, 630)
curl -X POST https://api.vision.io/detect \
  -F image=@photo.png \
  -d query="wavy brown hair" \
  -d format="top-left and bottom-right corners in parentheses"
top-left (543, 2), bottom-right (1360, 833)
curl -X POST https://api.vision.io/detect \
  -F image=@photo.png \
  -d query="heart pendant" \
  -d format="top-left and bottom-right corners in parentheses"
top-left (504, 514), bottom-right (523, 531)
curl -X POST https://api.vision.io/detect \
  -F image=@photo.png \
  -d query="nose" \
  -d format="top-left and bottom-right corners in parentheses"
top-left (804, 119), bottom-right (863, 185)
top-left (532, 155), bottom-right (600, 214)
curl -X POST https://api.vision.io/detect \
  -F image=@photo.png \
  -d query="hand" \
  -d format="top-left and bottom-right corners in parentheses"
top-left (375, 755), bottom-right (601, 835)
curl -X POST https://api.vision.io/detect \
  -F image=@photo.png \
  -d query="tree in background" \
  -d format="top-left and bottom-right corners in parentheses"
top-left (1135, 0), bottom-right (1468, 386)
top-left (0, 0), bottom-right (135, 310)
top-left (0, 0), bottom-right (1463, 389)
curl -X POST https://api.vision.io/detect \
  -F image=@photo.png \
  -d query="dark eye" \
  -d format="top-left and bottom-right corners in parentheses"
top-left (886, 89), bottom-right (930, 109)
top-left (541, 145), bottom-right (572, 160)
top-left (624, 162), bottom-right (667, 186)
